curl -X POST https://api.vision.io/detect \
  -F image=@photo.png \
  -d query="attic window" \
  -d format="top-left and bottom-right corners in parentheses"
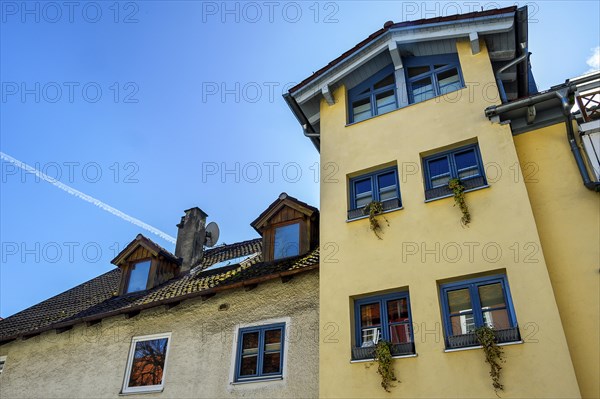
top-left (403, 54), bottom-right (464, 104)
top-left (273, 223), bottom-right (300, 260)
top-left (126, 260), bottom-right (151, 293)
top-left (348, 64), bottom-right (397, 123)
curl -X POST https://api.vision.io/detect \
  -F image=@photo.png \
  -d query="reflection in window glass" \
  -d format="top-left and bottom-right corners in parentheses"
top-left (127, 337), bottom-right (169, 389)
top-left (352, 97), bottom-right (372, 123)
top-left (240, 332), bottom-right (259, 376)
top-left (412, 76), bottom-right (434, 103)
top-left (438, 68), bottom-right (461, 94)
top-left (126, 260), bottom-right (151, 293)
top-left (273, 223), bottom-right (300, 259)
top-left (355, 293), bottom-right (414, 352)
top-left (378, 172), bottom-right (398, 201)
top-left (236, 324), bottom-right (285, 381)
top-left (354, 178), bottom-right (373, 208)
top-left (376, 90), bottom-right (396, 115)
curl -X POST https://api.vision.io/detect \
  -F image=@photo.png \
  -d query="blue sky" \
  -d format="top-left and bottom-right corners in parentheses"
top-left (1, 1), bottom-right (599, 317)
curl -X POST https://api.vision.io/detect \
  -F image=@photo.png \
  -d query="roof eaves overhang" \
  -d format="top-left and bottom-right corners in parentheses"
top-left (0, 263), bottom-right (319, 346)
top-left (288, 11), bottom-right (515, 106)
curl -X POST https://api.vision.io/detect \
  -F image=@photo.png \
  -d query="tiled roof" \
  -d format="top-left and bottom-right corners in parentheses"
top-left (288, 6), bottom-right (517, 93)
top-left (201, 238), bottom-right (262, 269)
top-left (0, 241), bottom-right (318, 344)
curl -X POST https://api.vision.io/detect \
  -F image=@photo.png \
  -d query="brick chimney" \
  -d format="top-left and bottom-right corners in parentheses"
top-left (175, 207), bottom-right (208, 273)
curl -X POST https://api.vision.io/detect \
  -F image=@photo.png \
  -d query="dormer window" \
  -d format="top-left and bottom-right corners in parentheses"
top-left (273, 222), bottom-right (300, 260)
top-left (251, 193), bottom-right (319, 263)
top-left (348, 65), bottom-right (397, 123)
top-left (126, 260), bottom-right (152, 293)
top-left (112, 234), bottom-right (182, 296)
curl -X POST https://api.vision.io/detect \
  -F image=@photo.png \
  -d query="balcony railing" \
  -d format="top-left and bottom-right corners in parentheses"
top-left (577, 90), bottom-right (600, 122)
top-left (446, 326), bottom-right (521, 349)
top-left (351, 342), bottom-right (415, 361)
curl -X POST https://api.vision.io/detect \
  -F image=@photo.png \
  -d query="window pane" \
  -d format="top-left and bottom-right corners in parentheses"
top-left (375, 90), bottom-right (396, 114)
top-left (378, 172), bottom-right (396, 189)
top-left (378, 172), bottom-right (397, 201)
top-left (483, 309), bottom-right (511, 329)
top-left (240, 332), bottom-right (259, 376)
top-left (454, 149), bottom-right (477, 170)
top-left (428, 157), bottom-right (450, 176)
top-left (447, 289), bottom-right (472, 314)
top-left (438, 68), bottom-right (461, 94)
top-left (428, 157), bottom-right (451, 187)
top-left (273, 223), bottom-right (299, 259)
top-left (126, 260), bottom-right (151, 293)
top-left (374, 73), bottom-right (395, 89)
top-left (262, 352), bottom-right (281, 374)
top-left (387, 299), bottom-right (409, 323)
top-left (354, 178), bottom-right (373, 208)
top-left (354, 178), bottom-right (372, 195)
top-left (479, 283), bottom-right (506, 308)
top-left (450, 313), bottom-right (475, 335)
top-left (361, 327), bottom-right (381, 346)
top-left (412, 76), bottom-right (434, 103)
top-left (361, 303), bottom-right (381, 327)
top-left (352, 97), bottom-right (372, 122)
top-left (389, 324), bottom-right (411, 344)
top-left (407, 66), bottom-right (430, 77)
top-left (434, 64), bottom-right (448, 69)
top-left (240, 355), bottom-right (258, 376)
top-left (128, 338), bottom-right (168, 387)
top-left (264, 329), bottom-right (282, 352)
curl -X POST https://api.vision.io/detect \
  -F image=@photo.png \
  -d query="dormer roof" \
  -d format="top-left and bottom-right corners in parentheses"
top-left (111, 234), bottom-right (181, 267)
top-left (250, 192), bottom-right (319, 234)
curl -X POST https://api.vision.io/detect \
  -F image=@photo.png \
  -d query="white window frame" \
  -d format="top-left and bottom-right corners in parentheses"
top-left (122, 332), bottom-right (172, 394)
top-left (0, 355), bottom-right (6, 375)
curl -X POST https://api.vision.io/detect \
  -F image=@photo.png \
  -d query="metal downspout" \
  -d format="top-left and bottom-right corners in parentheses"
top-left (565, 114), bottom-right (600, 192)
top-left (496, 52), bottom-right (531, 103)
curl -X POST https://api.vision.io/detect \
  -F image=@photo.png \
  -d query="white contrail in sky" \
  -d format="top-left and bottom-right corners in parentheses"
top-left (1, 151), bottom-right (177, 244)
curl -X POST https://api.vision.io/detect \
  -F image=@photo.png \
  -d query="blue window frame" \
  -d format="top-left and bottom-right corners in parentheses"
top-left (440, 275), bottom-right (520, 349)
top-left (352, 292), bottom-right (415, 360)
top-left (348, 167), bottom-right (401, 219)
top-left (422, 143), bottom-right (487, 200)
top-left (348, 64), bottom-right (397, 123)
top-left (235, 323), bottom-right (285, 382)
top-left (403, 54), bottom-right (464, 104)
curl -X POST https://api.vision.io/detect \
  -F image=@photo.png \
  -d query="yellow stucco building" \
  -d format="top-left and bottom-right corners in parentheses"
top-left (285, 5), bottom-right (599, 398)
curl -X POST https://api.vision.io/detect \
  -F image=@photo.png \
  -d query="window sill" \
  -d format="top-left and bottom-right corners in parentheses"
top-left (346, 207), bottom-right (403, 223)
top-left (350, 353), bottom-right (418, 363)
top-left (232, 376), bottom-right (283, 385)
top-left (119, 388), bottom-right (164, 396)
top-left (424, 184), bottom-right (490, 203)
top-left (444, 340), bottom-right (523, 353)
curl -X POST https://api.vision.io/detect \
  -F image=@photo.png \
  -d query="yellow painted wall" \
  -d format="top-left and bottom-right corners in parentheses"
top-left (514, 123), bottom-right (600, 399)
top-left (318, 40), bottom-right (581, 398)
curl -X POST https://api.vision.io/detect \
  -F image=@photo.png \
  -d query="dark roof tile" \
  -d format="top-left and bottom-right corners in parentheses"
top-left (0, 240), bottom-right (318, 343)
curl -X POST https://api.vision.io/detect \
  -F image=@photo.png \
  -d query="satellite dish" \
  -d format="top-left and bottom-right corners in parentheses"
top-left (205, 222), bottom-right (220, 247)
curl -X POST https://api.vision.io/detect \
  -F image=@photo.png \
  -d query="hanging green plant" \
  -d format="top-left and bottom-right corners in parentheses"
top-left (363, 201), bottom-right (389, 239)
top-left (374, 340), bottom-right (397, 392)
top-left (448, 178), bottom-right (471, 225)
top-left (474, 326), bottom-right (505, 394)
